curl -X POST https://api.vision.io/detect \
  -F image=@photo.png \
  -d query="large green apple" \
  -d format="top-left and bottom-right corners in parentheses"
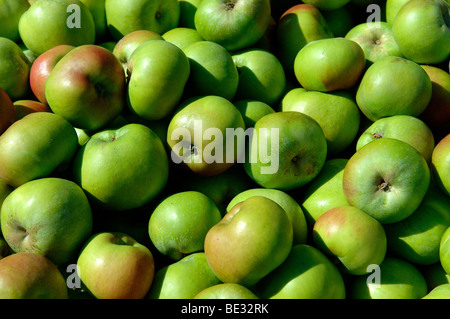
top-left (423, 283), bottom-right (450, 299)
top-left (343, 138), bottom-right (430, 224)
top-left (72, 123), bottom-right (169, 211)
top-left (1, 177), bottom-right (93, 265)
top-left (294, 37), bottom-right (366, 92)
top-left (0, 87), bottom-right (16, 135)
top-left (162, 27), bottom-right (204, 51)
top-left (77, 232), bottom-right (155, 299)
top-left (194, 0), bottom-right (272, 51)
top-left (148, 252), bottom-right (221, 299)
top-left (232, 48), bottom-right (286, 106)
top-left (350, 257), bottom-right (429, 299)
top-left (148, 191), bottom-right (222, 260)
top-left (386, 0), bottom-right (411, 24)
top-left (281, 88), bottom-right (360, 156)
top-left (0, 112), bottom-right (78, 188)
top-left (384, 182), bottom-right (450, 265)
top-left (204, 196), bottom-right (293, 287)
top-left (355, 56), bottom-right (432, 122)
top-left (0, 37), bottom-right (31, 101)
top-left (18, 0), bottom-right (95, 56)
top-left (356, 115), bottom-right (435, 163)
top-left (300, 158), bottom-right (350, 226)
top-left (45, 44), bottom-right (126, 131)
top-left (432, 134), bottom-right (450, 196)
top-left (105, 0), bottom-right (180, 40)
top-left (440, 226), bottom-right (450, 275)
top-left (244, 111), bottom-right (327, 190)
top-left (0, 0), bottom-right (29, 42)
top-left (0, 252), bottom-right (68, 299)
top-left (127, 40), bottom-right (190, 121)
top-left (194, 283), bottom-right (259, 299)
top-left (302, 0), bottom-right (351, 10)
top-left (226, 188), bottom-right (308, 245)
top-left (183, 41), bottom-right (239, 101)
top-left (234, 100), bottom-right (275, 128)
top-left (254, 244), bottom-right (346, 299)
top-left (79, 0), bottom-right (107, 42)
top-left (392, 0), bottom-right (450, 64)
top-left (167, 95), bottom-right (246, 176)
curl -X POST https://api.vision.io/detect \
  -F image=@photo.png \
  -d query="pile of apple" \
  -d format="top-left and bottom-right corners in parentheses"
top-left (0, 0), bottom-right (449, 300)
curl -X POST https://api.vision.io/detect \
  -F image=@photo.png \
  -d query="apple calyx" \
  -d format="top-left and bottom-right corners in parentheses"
top-left (225, 0), bottom-right (237, 11)
top-left (372, 132), bottom-right (384, 139)
top-left (378, 179), bottom-right (391, 192)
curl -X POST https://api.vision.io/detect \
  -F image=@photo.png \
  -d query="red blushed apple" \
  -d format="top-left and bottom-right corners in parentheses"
top-left (29, 44), bottom-right (74, 105)
top-left (0, 87), bottom-right (16, 135)
top-left (13, 100), bottom-right (51, 120)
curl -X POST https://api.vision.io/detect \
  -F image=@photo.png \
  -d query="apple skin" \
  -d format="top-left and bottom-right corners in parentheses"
top-left (127, 40), bottom-right (190, 121)
top-left (300, 158), bottom-right (350, 226)
top-left (1, 177), bottom-right (93, 265)
top-left (356, 115), bottom-right (435, 163)
top-left (29, 44), bottom-right (74, 105)
top-left (226, 188), bottom-right (308, 245)
top-left (232, 48), bottom-right (287, 106)
top-left (234, 100), bottom-right (275, 128)
top-left (0, 112), bottom-right (79, 188)
top-left (302, 0), bottom-right (351, 10)
top-left (77, 232), bottom-right (155, 299)
top-left (384, 182), bottom-right (450, 266)
top-left (148, 191), bottom-right (222, 260)
top-left (386, 0), bottom-right (411, 24)
top-left (313, 205), bottom-right (387, 275)
top-left (105, 0), bottom-right (180, 40)
top-left (194, 0), bottom-right (272, 51)
top-left (0, 252), bottom-right (68, 299)
top-left (204, 196), bottom-right (293, 287)
top-left (392, 0), bottom-right (450, 64)
top-left (79, 0), bottom-right (107, 42)
top-left (194, 283), bottom-right (259, 299)
top-left (72, 123), bottom-right (169, 211)
top-left (343, 138), bottom-right (431, 224)
top-left (350, 257), bottom-right (429, 299)
top-left (440, 226), bottom-right (450, 275)
top-left (162, 27), bottom-right (204, 51)
top-left (18, 0), bottom-right (95, 56)
top-left (183, 41), bottom-right (239, 101)
top-left (0, 37), bottom-right (31, 101)
top-left (281, 88), bottom-right (361, 156)
top-left (45, 44), bottom-right (126, 131)
top-left (147, 252), bottom-right (221, 299)
top-left (355, 56), bottom-right (432, 122)
top-left (423, 283), bottom-right (450, 299)
top-left (0, 0), bottom-right (30, 42)
top-left (431, 134), bottom-right (450, 197)
top-left (0, 87), bottom-right (16, 135)
top-left (13, 100), bottom-right (52, 120)
top-left (244, 111), bottom-right (327, 191)
top-left (254, 244), bottom-right (346, 299)
top-left (178, 0), bottom-right (203, 29)
top-left (294, 37), bottom-right (366, 92)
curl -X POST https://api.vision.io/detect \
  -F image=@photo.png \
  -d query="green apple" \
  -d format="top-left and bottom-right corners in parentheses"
top-left (432, 134), bottom-right (450, 196)
top-left (77, 232), bottom-right (155, 299)
top-left (440, 226), bottom-right (450, 274)
top-left (178, 0), bottom-right (203, 29)
top-left (313, 205), bottom-right (387, 275)
top-left (355, 56), bottom-right (432, 122)
top-left (350, 257), bottom-right (429, 299)
top-left (244, 111), bottom-right (327, 190)
top-left (148, 191), bottom-right (222, 260)
top-left (254, 244), bottom-right (346, 299)
top-left (79, 0), bottom-right (107, 42)
top-left (321, 6), bottom-right (353, 37)
top-left (204, 196), bottom-right (293, 287)
top-left (0, 87), bottom-right (16, 135)
top-left (148, 252), bottom-right (221, 299)
top-left (300, 158), bottom-right (350, 226)
top-left (423, 283), bottom-right (450, 299)
top-left (294, 37), bottom-right (366, 92)
top-left (275, 4), bottom-right (333, 75)
top-left (167, 95), bottom-right (246, 176)
top-left (0, 252), bottom-right (68, 299)
top-left (234, 100), bottom-right (275, 128)
top-left (105, 0), bottom-right (180, 40)
top-left (72, 123), bottom-right (169, 211)
top-left (226, 188), bottom-right (308, 245)
top-left (0, 0), bottom-right (30, 42)
top-left (232, 48), bottom-right (286, 106)
top-left (356, 115), bottom-right (435, 163)
top-left (127, 40), bottom-right (190, 121)
top-left (386, 0), bottom-right (411, 24)
top-left (45, 44), bottom-right (126, 131)
top-left (183, 41), bottom-right (239, 100)
top-left (392, 0), bottom-right (450, 64)
top-left (343, 138), bottom-right (431, 224)
top-left (194, 0), bottom-right (272, 51)
top-left (1, 177), bottom-right (93, 265)
top-left (194, 283), bottom-right (259, 299)
top-left (281, 88), bottom-right (360, 156)
top-left (13, 100), bottom-right (52, 120)
top-left (162, 27), bottom-right (204, 51)
top-left (18, 0), bottom-right (95, 56)
top-left (384, 182), bottom-right (450, 265)
top-left (0, 37), bottom-right (31, 100)
top-left (302, 0), bottom-right (351, 10)
top-left (0, 112), bottom-right (78, 188)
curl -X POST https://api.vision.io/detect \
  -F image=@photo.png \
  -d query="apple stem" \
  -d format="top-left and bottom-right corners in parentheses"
top-left (378, 181), bottom-right (390, 192)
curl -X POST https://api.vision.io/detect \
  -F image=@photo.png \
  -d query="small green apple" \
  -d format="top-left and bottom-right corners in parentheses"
top-left (0, 0), bottom-right (30, 42)
top-left (234, 100), bottom-right (275, 128)
top-left (162, 27), bottom-right (204, 51)
top-left (432, 134), bottom-right (450, 196)
top-left (194, 283), bottom-right (259, 299)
